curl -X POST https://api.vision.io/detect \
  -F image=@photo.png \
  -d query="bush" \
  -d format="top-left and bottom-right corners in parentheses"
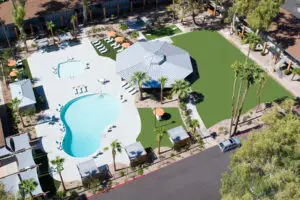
top-left (179, 102), bottom-right (187, 111)
top-left (130, 30), bottom-right (139, 39)
top-left (284, 69), bottom-right (292, 75)
top-left (119, 171), bottom-right (125, 177)
top-left (137, 168), bottom-right (144, 175)
top-left (120, 21), bottom-right (128, 31)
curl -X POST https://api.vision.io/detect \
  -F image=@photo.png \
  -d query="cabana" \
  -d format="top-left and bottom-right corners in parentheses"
top-left (15, 150), bottom-right (36, 170)
top-left (9, 79), bottom-right (36, 112)
top-left (124, 142), bottom-right (147, 167)
top-left (78, 160), bottom-right (111, 182)
top-left (0, 174), bottom-right (20, 197)
top-left (6, 133), bottom-right (31, 152)
top-left (19, 167), bottom-right (44, 197)
top-left (0, 147), bottom-right (12, 158)
top-left (167, 126), bottom-right (190, 148)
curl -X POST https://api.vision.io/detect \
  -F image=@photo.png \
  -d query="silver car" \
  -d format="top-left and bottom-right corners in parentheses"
top-left (218, 137), bottom-right (241, 152)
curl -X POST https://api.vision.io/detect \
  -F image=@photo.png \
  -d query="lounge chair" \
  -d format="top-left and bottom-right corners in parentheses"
top-left (130, 89), bottom-right (138, 95)
top-left (128, 87), bottom-right (135, 93)
top-left (94, 42), bottom-right (103, 47)
top-left (91, 39), bottom-right (99, 44)
top-left (107, 39), bottom-right (114, 43)
top-left (104, 37), bottom-right (110, 41)
top-left (111, 42), bottom-right (117, 47)
top-left (100, 49), bottom-right (108, 54)
top-left (97, 46), bottom-right (106, 51)
top-left (121, 81), bottom-right (128, 87)
top-left (114, 44), bottom-right (121, 49)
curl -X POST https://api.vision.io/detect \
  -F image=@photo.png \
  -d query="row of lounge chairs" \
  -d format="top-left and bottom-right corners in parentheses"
top-left (104, 37), bottom-right (125, 53)
top-left (92, 40), bottom-right (108, 54)
top-left (121, 80), bottom-right (138, 95)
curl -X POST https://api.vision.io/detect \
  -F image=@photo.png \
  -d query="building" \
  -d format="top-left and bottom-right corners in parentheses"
top-left (167, 126), bottom-right (190, 148)
top-left (116, 41), bottom-right (193, 88)
top-left (9, 79), bottom-right (36, 112)
top-left (124, 141), bottom-right (147, 166)
top-left (77, 159), bottom-right (111, 183)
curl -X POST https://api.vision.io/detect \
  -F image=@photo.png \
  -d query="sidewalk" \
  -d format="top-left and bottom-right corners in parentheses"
top-left (219, 28), bottom-right (300, 97)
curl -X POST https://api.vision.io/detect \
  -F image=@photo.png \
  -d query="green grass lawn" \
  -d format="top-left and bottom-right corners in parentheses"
top-left (92, 39), bottom-right (117, 60)
top-left (172, 31), bottom-right (292, 127)
top-left (143, 25), bottom-right (182, 40)
top-left (137, 108), bottom-right (184, 149)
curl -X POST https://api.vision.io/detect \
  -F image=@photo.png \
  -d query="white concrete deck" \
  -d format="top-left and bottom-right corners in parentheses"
top-left (27, 38), bottom-right (141, 183)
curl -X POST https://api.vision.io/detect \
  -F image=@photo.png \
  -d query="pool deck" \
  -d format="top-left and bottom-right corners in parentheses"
top-left (28, 38), bottom-right (141, 183)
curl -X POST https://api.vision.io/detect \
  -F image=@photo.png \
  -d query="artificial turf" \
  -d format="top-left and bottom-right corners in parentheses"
top-left (92, 39), bottom-right (117, 60)
top-left (172, 31), bottom-right (292, 128)
top-left (136, 108), bottom-right (184, 149)
top-left (143, 25), bottom-right (182, 40)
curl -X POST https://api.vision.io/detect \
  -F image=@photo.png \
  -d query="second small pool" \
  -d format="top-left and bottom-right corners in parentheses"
top-left (58, 60), bottom-right (86, 78)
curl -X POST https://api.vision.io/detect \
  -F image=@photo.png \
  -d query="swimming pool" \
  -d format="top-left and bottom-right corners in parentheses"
top-left (58, 60), bottom-right (86, 78)
top-left (61, 94), bottom-right (121, 157)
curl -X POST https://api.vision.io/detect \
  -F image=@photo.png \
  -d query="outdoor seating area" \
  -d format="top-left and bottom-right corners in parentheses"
top-left (124, 142), bottom-right (147, 167)
top-left (167, 126), bottom-right (190, 148)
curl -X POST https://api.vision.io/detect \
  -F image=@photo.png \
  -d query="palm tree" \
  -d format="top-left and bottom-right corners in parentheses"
top-left (11, 97), bottom-right (25, 127)
top-left (155, 127), bottom-right (167, 154)
top-left (104, 140), bottom-right (122, 171)
top-left (83, 0), bottom-right (88, 25)
top-left (70, 15), bottom-right (77, 37)
top-left (158, 76), bottom-right (168, 104)
top-left (291, 68), bottom-right (300, 81)
top-left (171, 80), bottom-right (191, 101)
top-left (46, 21), bottom-right (55, 42)
top-left (229, 61), bottom-right (243, 135)
top-left (190, 119), bottom-right (199, 135)
top-left (13, 5), bottom-right (28, 52)
top-left (246, 32), bottom-right (262, 61)
top-left (232, 63), bottom-right (263, 136)
top-left (20, 179), bottom-right (37, 199)
top-left (256, 73), bottom-right (267, 112)
top-left (130, 72), bottom-right (150, 100)
top-left (51, 156), bottom-right (67, 192)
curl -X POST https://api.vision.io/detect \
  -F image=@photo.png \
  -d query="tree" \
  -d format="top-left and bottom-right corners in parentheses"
top-left (158, 76), bottom-right (168, 104)
top-left (83, 0), bottom-right (89, 25)
top-left (130, 30), bottom-right (139, 39)
top-left (104, 140), bottom-right (122, 171)
top-left (278, 98), bottom-right (294, 114)
top-left (70, 15), bottom-right (77, 37)
top-left (190, 119), bottom-right (199, 135)
top-left (13, 5), bottom-right (28, 53)
top-left (245, 32), bottom-right (262, 60)
top-left (0, 183), bottom-right (15, 200)
top-left (255, 73), bottom-right (267, 112)
top-left (130, 71), bottom-right (150, 100)
top-left (291, 67), bottom-right (300, 81)
top-left (119, 21), bottom-right (128, 31)
top-left (11, 97), bottom-right (25, 127)
top-left (155, 127), bottom-right (167, 154)
top-left (171, 80), bottom-right (192, 101)
top-left (51, 156), bottom-right (67, 192)
top-left (46, 21), bottom-right (55, 42)
top-left (221, 113), bottom-right (300, 199)
top-left (20, 179), bottom-right (37, 199)
top-left (232, 63), bottom-right (264, 136)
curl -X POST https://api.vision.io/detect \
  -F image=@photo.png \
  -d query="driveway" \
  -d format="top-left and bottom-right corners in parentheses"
top-left (90, 146), bottom-right (232, 200)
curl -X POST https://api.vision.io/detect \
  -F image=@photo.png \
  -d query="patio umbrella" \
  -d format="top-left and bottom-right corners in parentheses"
top-left (122, 42), bottom-right (131, 48)
top-left (8, 59), bottom-right (17, 67)
top-left (107, 31), bottom-right (116, 37)
top-left (153, 107), bottom-right (164, 117)
top-left (9, 70), bottom-right (19, 77)
top-left (115, 37), bottom-right (124, 43)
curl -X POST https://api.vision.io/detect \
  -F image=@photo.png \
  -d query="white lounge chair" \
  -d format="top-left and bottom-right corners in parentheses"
top-left (111, 42), bottom-right (117, 47)
top-left (91, 39), bottom-right (99, 44)
top-left (97, 46), bottom-right (106, 51)
top-left (107, 39), bottom-right (114, 43)
top-left (104, 37), bottom-right (110, 41)
top-left (114, 44), bottom-right (121, 49)
top-left (95, 43), bottom-right (104, 48)
top-left (128, 87), bottom-right (135, 93)
top-left (131, 89), bottom-right (138, 95)
top-left (121, 81), bottom-right (128, 87)
top-left (100, 49), bottom-right (108, 54)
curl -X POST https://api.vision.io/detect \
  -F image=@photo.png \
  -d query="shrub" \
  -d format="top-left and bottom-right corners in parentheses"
top-left (119, 171), bottom-right (125, 177)
top-left (179, 102), bottom-right (187, 111)
top-left (284, 69), bottom-right (292, 75)
top-left (130, 30), bottom-right (139, 39)
top-left (137, 168), bottom-right (143, 175)
top-left (119, 21), bottom-right (128, 31)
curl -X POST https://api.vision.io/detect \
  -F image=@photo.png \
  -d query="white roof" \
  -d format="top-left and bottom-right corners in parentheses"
top-left (6, 133), bottom-right (30, 152)
top-left (116, 41), bottom-right (193, 88)
top-left (77, 159), bottom-right (99, 178)
top-left (15, 150), bottom-right (36, 170)
top-left (0, 173), bottom-right (20, 196)
top-left (124, 142), bottom-right (146, 159)
top-left (19, 168), bottom-right (43, 196)
top-left (0, 147), bottom-right (12, 158)
top-left (168, 126), bottom-right (189, 143)
top-left (9, 79), bottom-right (36, 108)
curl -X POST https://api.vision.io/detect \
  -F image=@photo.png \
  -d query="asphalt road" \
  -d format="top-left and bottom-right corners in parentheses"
top-left (90, 146), bottom-right (232, 200)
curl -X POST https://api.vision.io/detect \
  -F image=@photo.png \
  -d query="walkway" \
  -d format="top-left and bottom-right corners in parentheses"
top-left (219, 28), bottom-right (300, 97)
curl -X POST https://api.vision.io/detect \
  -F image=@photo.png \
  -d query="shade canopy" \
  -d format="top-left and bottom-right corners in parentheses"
top-left (107, 31), bottom-right (116, 37)
top-left (153, 107), bottom-right (164, 116)
top-left (8, 59), bottom-right (16, 67)
top-left (116, 41), bottom-right (193, 88)
top-left (122, 42), bottom-right (131, 48)
top-left (9, 70), bottom-right (18, 77)
top-left (115, 37), bottom-right (124, 43)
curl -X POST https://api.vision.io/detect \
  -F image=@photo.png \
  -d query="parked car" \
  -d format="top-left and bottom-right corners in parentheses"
top-left (218, 137), bottom-right (241, 152)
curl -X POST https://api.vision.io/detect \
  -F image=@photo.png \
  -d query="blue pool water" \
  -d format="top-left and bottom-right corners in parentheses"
top-left (61, 94), bottom-right (121, 157)
top-left (58, 60), bottom-right (86, 78)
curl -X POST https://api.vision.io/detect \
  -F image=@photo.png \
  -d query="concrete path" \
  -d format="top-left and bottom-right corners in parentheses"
top-left (90, 146), bottom-right (231, 200)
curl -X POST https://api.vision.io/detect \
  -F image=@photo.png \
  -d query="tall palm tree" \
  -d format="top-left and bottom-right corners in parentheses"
top-left (46, 21), bottom-right (55, 42)
top-left (291, 68), bottom-right (300, 81)
top-left (70, 15), bottom-right (76, 37)
top-left (190, 119), bottom-right (199, 135)
top-left (20, 179), bottom-right (37, 199)
top-left (83, 0), bottom-right (88, 25)
top-left (51, 156), bottom-right (67, 192)
top-left (130, 72), bottom-right (150, 100)
top-left (246, 32), bottom-right (262, 61)
top-left (256, 73), bottom-right (267, 112)
top-left (155, 127), bottom-right (167, 154)
top-left (105, 140), bottom-right (122, 171)
top-left (158, 76), bottom-right (168, 104)
top-left (232, 63), bottom-right (263, 136)
top-left (13, 5), bottom-right (28, 52)
top-left (11, 97), bottom-right (25, 127)
top-left (229, 61), bottom-right (243, 135)
top-left (171, 80), bottom-right (191, 101)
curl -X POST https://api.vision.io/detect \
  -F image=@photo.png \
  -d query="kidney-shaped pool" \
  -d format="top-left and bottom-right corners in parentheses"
top-left (61, 94), bottom-right (121, 157)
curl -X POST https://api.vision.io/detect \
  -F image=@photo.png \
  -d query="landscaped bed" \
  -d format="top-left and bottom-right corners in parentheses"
top-left (172, 31), bottom-right (292, 128)
top-left (137, 108), bottom-right (184, 149)
top-left (143, 25), bottom-right (182, 40)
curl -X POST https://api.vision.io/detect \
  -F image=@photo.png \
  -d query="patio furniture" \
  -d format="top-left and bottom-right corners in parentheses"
top-left (111, 42), bottom-right (117, 47)
top-left (104, 37), bottom-right (111, 41)
top-left (97, 46), bottom-right (106, 51)
top-left (121, 81), bottom-right (128, 87)
top-left (95, 43), bottom-right (104, 48)
top-left (107, 38), bottom-right (114, 43)
top-left (114, 44), bottom-right (121, 49)
top-left (100, 49), bottom-right (108, 54)
top-left (92, 39), bottom-right (99, 44)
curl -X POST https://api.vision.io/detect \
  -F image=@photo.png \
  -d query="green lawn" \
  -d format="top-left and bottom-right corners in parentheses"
top-left (143, 25), bottom-right (182, 40)
top-left (172, 31), bottom-right (292, 127)
top-left (137, 108), bottom-right (184, 149)
top-left (92, 39), bottom-right (117, 60)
